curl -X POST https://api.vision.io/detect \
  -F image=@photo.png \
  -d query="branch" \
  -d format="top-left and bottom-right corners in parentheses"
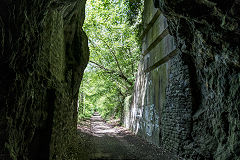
top-left (89, 61), bottom-right (133, 86)
top-left (97, 36), bottom-right (124, 76)
top-left (89, 60), bottom-right (113, 72)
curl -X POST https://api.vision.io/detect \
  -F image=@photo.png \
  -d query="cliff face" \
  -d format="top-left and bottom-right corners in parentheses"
top-left (0, 1), bottom-right (89, 159)
top-left (156, 0), bottom-right (240, 159)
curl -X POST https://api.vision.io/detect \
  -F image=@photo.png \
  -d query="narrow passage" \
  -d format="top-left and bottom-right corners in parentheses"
top-left (75, 113), bottom-right (177, 160)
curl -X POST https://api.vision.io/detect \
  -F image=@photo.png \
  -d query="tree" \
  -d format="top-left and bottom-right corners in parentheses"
top-left (78, 0), bottom-right (143, 121)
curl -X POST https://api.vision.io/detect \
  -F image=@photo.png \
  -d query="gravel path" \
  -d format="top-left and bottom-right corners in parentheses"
top-left (74, 113), bottom-right (178, 160)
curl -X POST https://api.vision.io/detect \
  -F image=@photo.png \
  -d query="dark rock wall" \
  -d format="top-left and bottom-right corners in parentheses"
top-left (0, 1), bottom-right (89, 159)
top-left (161, 53), bottom-right (193, 154)
top-left (127, 0), bottom-right (240, 159)
top-left (156, 0), bottom-right (240, 159)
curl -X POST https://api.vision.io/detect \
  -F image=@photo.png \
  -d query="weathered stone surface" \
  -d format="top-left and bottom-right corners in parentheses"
top-left (125, 0), bottom-right (181, 148)
top-left (127, 0), bottom-right (240, 159)
top-left (0, 1), bottom-right (89, 159)
top-left (161, 53), bottom-right (193, 154)
top-left (155, 0), bottom-right (240, 159)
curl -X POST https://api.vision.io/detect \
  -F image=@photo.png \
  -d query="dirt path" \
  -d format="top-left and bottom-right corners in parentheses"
top-left (74, 113), bottom-right (178, 160)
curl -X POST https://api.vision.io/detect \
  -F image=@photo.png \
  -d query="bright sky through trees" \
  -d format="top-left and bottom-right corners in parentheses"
top-left (78, 0), bottom-right (143, 121)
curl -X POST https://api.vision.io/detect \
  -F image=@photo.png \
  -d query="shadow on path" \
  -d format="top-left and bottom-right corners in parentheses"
top-left (75, 112), bottom-right (177, 160)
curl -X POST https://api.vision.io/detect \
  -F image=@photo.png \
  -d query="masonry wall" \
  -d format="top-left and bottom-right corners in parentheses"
top-left (125, 0), bottom-right (193, 149)
top-left (161, 54), bottom-right (193, 153)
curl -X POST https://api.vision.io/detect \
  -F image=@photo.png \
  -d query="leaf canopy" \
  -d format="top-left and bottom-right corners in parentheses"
top-left (78, 0), bottom-right (143, 120)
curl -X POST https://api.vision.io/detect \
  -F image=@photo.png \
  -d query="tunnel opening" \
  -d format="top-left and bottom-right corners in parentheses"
top-left (77, 0), bottom-right (142, 124)
top-left (68, 1), bottom-right (175, 159)
top-left (72, 1), bottom-right (181, 159)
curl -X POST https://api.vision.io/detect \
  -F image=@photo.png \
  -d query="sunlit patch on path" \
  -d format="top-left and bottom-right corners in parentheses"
top-left (76, 112), bottom-right (178, 160)
top-left (90, 114), bottom-right (116, 137)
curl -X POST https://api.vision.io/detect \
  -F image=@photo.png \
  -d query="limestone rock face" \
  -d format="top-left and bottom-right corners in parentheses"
top-left (155, 0), bottom-right (240, 159)
top-left (0, 1), bottom-right (89, 159)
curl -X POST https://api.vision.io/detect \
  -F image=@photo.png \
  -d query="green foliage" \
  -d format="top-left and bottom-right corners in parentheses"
top-left (78, 0), bottom-right (143, 121)
top-left (125, 0), bottom-right (144, 25)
